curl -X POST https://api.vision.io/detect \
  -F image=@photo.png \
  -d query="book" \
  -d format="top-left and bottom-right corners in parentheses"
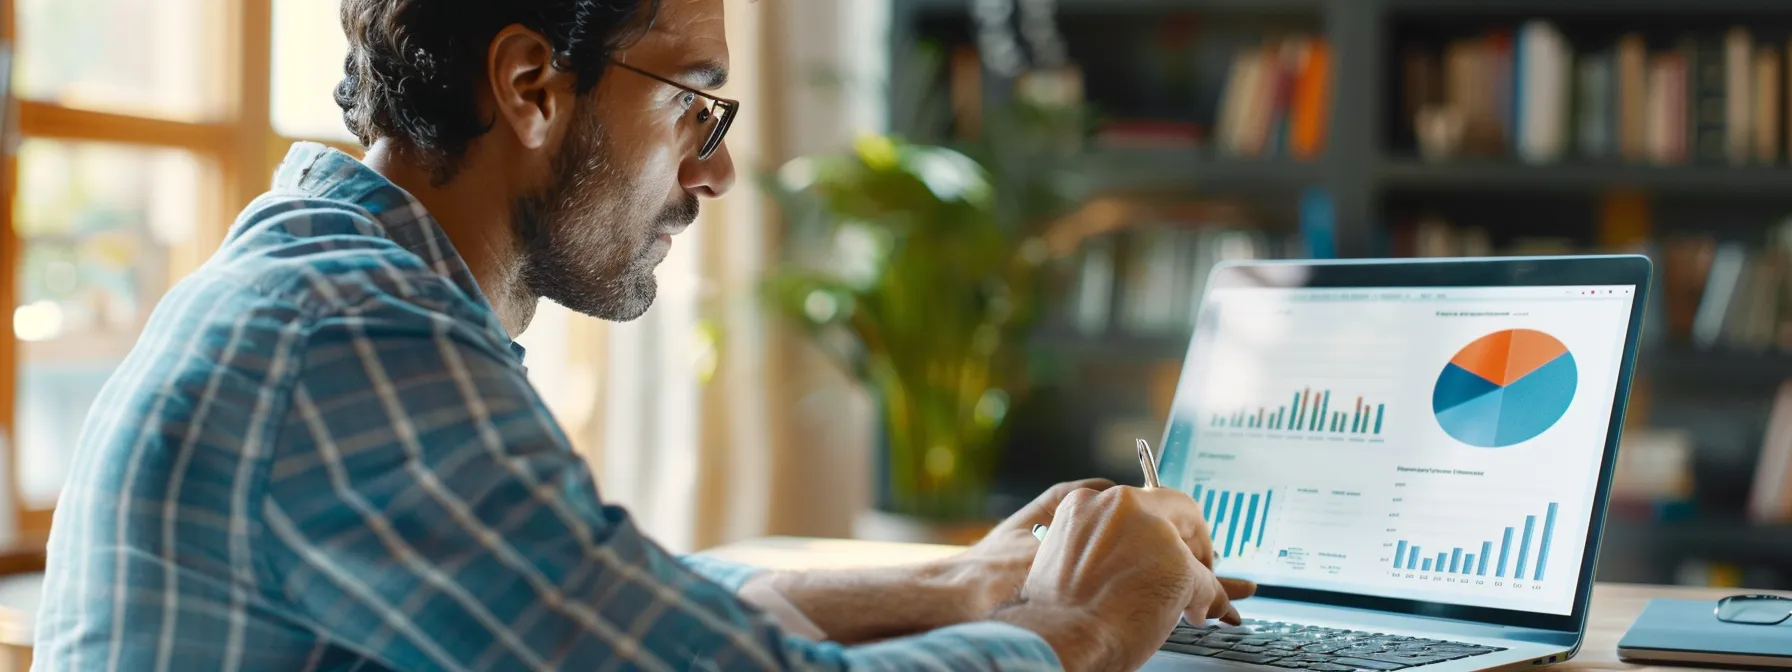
top-left (1749, 381), bottom-right (1792, 523)
top-left (1618, 599), bottom-right (1792, 668)
top-left (1691, 34), bottom-right (1729, 164)
top-left (1516, 21), bottom-right (1570, 164)
top-left (1691, 243), bottom-right (1748, 349)
top-left (1290, 39), bottom-right (1330, 159)
top-left (1576, 51), bottom-right (1615, 159)
top-left (1617, 33), bottom-right (1649, 161)
top-left (1756, 46), bottom-right (1781, 164)
top-left (1726, 27), bottom-right (1753, 165)
top-left (1661, 235), bottom-right (1718, 340)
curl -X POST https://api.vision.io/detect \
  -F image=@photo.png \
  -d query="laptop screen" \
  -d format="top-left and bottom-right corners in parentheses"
top-left (1157, 283), bottom-right (1637, 617)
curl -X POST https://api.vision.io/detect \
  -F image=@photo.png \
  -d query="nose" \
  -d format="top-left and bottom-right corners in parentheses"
top-left (681, 141), bottom-right (736, 198)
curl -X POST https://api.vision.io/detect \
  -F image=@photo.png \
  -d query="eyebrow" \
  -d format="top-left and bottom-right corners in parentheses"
top-left (680, 60), bottom-right (729, 90)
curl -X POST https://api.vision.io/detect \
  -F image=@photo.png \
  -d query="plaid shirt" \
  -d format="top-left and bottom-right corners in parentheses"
top-left (34, 143), bottom-right (1060, 671)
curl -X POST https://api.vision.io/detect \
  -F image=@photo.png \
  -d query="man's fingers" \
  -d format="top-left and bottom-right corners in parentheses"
top-left (1126, 487), bottom-right (1217, 566)
top-left (1219, 577), bottom-right (1256, 600)
top-left (1019, 478), bottom-right (1117, 527)
top-left (1185, 574), bottom-right (1239, 626)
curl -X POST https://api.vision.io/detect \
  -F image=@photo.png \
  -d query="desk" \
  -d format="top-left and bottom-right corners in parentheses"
top-left (0, 538), bottom-right (1759, 671)
top-left (702, 537), bottom-right (1749, 672)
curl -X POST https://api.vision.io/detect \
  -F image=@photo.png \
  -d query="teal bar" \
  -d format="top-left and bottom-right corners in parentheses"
top-left (1422, 558), bottom-right (1433, 571)
top-left (1498, 527), bottom-right (1514, 577)
top-left (1535, 503), bottom-right (1558, 581)
top-left (1224, 493), bottom-right (1245, 557)
top-left (1478, 541), bottom-right (1492, 575)
top-left (1449, 548), bottom-right (1461, 573)
top-left (1242, 494), bottom-right (1261, 544)
top-left (1516, 515), bottom-right (1536, 579)
top-left (1374, 404), bottom-right (1384, 434)
top-left (1255, 491), bottom-right (1272, 548)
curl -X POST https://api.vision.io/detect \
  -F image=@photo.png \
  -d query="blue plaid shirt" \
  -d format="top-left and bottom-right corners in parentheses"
top-left (34, 143), bottom-right (1060, 671)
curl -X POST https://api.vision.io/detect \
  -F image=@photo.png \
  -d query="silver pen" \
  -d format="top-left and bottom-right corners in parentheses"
top-left (1033, 438), bottom-right (1162, 541)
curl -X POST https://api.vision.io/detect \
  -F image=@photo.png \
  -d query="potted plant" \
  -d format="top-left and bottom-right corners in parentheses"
top-left (761, 91), bottom-right (1089, 538)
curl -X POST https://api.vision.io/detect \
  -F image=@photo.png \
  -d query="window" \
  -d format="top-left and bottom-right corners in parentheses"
top-left (271, 0), bottom-right (353, 142)
top-left (1, 0), bottom-right (358, 538)
top-left (14, 0), bottom-right (226, 121)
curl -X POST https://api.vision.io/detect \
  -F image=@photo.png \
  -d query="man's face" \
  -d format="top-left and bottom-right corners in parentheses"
top-left (513, 0), bottom-right (734, 322)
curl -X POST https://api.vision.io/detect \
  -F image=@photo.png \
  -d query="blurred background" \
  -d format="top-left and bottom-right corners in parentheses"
top-left (1, 0), bottom-right (1789, 598)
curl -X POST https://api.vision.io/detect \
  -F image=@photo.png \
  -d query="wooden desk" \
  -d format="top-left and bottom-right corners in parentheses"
top-left (0, 538), bottom-right (1760, 671)
top-left (702, 537), bottom-right (1753, 672)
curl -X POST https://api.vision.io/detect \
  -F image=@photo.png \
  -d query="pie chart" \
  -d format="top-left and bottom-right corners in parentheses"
top-left (1432, 329), bottom-right (1577, 448)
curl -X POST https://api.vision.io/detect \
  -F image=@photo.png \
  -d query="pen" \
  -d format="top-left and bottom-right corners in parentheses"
top-left (1033, 438), bottom-right (1161, 541)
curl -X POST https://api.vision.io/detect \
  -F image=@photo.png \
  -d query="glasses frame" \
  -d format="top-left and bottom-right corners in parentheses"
top-left (552, 53), bottom-right (737, 161)
top-left (1715, 594), bottom-right (1792, 626)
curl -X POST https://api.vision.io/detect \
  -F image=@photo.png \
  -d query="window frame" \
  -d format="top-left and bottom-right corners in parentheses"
top-left (0, 0), bottom-right (359, 539)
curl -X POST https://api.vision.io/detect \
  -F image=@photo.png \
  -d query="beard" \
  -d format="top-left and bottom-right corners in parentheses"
top-left (511, 100), bottom-right (700, 322)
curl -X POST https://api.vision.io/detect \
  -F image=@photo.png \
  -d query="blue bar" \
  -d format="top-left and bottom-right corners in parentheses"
top-left (1395, 540), bottom-right (1408, 569)
top-left (1214, 492), bottom-right (1231, 532)
top-left (1478, 542), bottom-right (1492, 576)
top-left (1498, 527), bottom-right (1514, 577)
top-left (1192, 484), bottom-right (1204, 506)
top-left (1449, 548), bottom-right (1462, 573)
top-left (1436, 552), bottom-right (1447, 570)
top-left (1535, 503), bottom-right (1558, 581)
top-left (1407, 546), bottom-right (1420, 570)
top-left (1256, 491), bottom-right (1272, 548)
top-left (1516, 515), bottom-right (1536, 579)
top-left (1463, 554), bottom-right (1475, 575)
top-left (1422, 558), bottom-right (1433, 571)
top-left (1374, 404), bottom-right (1384, 434)
top-left (1203, 490), bottom-right (1217, 520)
top-left (1241, 494), bottom-right (1261, 544)
top-left (1224, 492), bottom-right (1246, 557)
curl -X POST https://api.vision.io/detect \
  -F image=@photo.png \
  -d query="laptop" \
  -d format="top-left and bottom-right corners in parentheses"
top-left (1144, 256), bottom-right (1652, 671)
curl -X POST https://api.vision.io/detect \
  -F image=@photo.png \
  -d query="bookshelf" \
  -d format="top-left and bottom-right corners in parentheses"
top-left (892, 0), bottom-right (1792, 588)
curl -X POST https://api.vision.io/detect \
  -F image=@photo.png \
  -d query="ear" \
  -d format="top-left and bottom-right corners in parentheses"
top-left (487, 25), bottom-right (569, 150)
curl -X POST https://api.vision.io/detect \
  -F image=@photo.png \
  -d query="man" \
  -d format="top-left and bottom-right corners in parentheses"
top-left (35, 0), bottom-right (1249, 669)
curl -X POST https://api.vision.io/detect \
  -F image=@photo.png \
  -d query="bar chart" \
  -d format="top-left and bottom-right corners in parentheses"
top-left (1207, 387), bottom-right (1387, 437)
top-left (1391, 502), bottom-right (1560, 582)
top-left (1193, 484), bottom-right (1274, 560)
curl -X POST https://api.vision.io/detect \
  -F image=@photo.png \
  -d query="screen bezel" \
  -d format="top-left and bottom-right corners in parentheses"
top-left (1163, 255), bottom-right (1652, 634)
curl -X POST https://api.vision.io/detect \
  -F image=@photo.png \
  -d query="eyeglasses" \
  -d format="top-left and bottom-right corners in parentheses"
top-left (1715, 594), bottom-right (1792, 625)
top-left (582, 57), bottom-right (738, 161)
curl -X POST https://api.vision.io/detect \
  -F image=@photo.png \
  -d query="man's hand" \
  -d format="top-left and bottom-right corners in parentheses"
top-left (946, 479), bottom-right (1255, 627)
top-left (940, 478), bottom-right (1118, 620)
top-left (991, 486), bottom-right (1253, 672)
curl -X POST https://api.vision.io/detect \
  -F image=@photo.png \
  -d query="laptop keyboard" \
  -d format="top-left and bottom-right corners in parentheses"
top-left (1161, 619), bottom-right (1506, 670)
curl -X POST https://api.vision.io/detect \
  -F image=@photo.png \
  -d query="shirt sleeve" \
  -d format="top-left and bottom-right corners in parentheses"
top-left (679, 554), bottom-right (768, 593)
top-left (258, 287), bottom-right (1061, 671)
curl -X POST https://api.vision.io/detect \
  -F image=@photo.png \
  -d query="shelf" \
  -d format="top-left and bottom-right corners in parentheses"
top-left (1067, 150), bottom-right (1326, 195)
top-left (1377, 159), bottom-right (1792, 194)
top-left (909, 0), bottom-right (1326, 14)
top-left (1385, 0), bottom-right (1792, 14)
top-left (1641, 348), bottom-right (1792, 390)
top-left (1604, 517), bottom-right (1792, 567)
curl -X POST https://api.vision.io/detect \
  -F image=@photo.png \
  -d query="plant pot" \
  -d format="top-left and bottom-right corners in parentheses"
top-left (852, 509), bottom-right (995, 546)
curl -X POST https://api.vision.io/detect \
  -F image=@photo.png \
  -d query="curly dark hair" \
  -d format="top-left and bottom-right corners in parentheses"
top-left (335, 0), bottom-right (659, 182)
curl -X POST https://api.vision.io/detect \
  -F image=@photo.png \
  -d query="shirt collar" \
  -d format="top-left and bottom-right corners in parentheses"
top-left (271, 142), bottom-right (528, 362)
